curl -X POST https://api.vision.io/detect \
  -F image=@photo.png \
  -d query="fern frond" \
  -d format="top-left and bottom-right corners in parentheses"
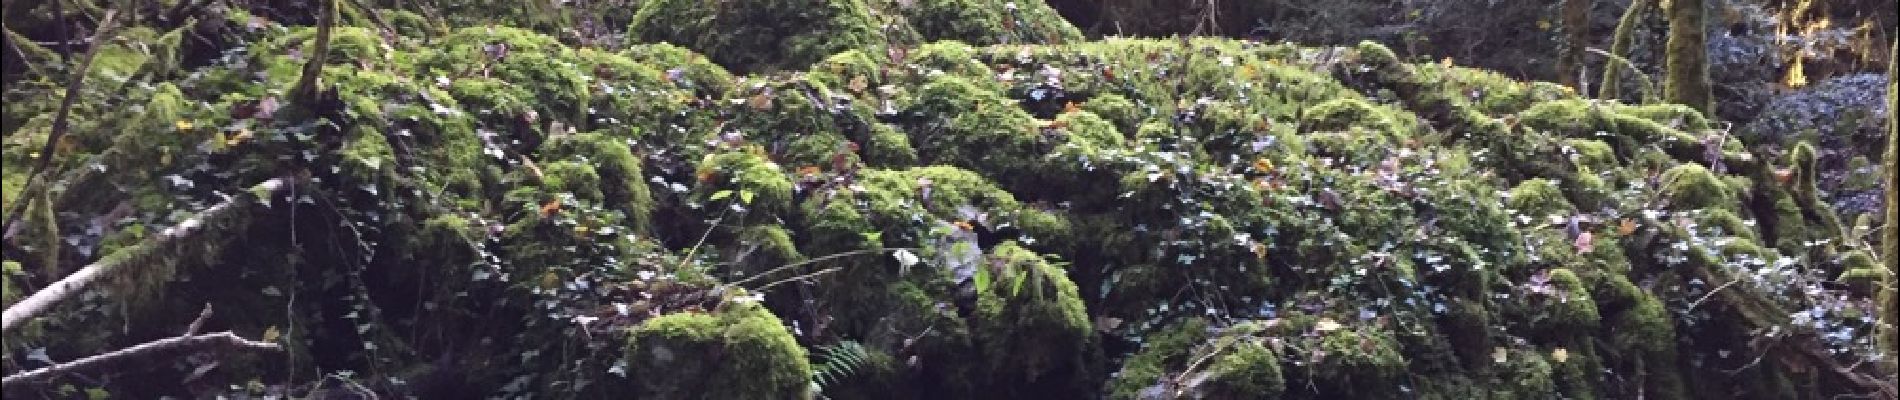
top-left (809, 340), bottom-right (872, 396)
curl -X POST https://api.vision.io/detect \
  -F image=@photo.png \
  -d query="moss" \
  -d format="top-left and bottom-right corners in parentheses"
top-left (1292, 320), bottom-right (1408, 398)
top-left (971, 243), bottom-right (1096, 392)
top-left (626, 301), bottom-right (814, 400)
top-left (540, 161), bottom-right (605, 203)
top-left (1835, 251), bottom-right (1880, 292)
top-left (1658, 163), bottom-right (1732, 210)
top-left (1487, 348), bottom-right (1559, 398)
top-left (1564, 138), bottom-right (1618, 173)
top-left (863, 123), bottom-right (919, 167)
top-left (696, 151), bottom-right (796, 214)
top-left (1348, 41), bottom-right (1508, 147)
top-left (265, 26), bottom-right (389, 67)
top-left (1601, 0), bottom-right (1654, 101)
top-left (1108, 318), bottom-right (1211, 399)
top-left (543, 133), bottom-right (656, 232)
top-left (903, 74), bottom-right (1042, 186)
top-left (1079, 93), bottom-right (1141, 135)
top-left (1543, 269), bottom-right (1601, 333)
top-left (1301, 98), bottom-right (1406, 138)
top-left (1507, 179), bottom-right (1576, 217)
top-left (903, 0), bottom-right (1083, 46)
top-left (627, 0), bottom-right (885, 73)
top-left (623, 42), bottom-right (736, 98)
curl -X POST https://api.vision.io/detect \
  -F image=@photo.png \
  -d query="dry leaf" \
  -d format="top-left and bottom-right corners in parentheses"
top-left (1573, 231), bottom-right (1595, 253)
top-left (1492, 347), bottom-right (1509, 364)
top-left (1552, 347), bottom-right (1570, 363)
top-left (748, 91), bottom-right (774, 111)
top-left (1617, 219), bottom-right (1638, 236)
top-left (262, 326), bottom-right (281, 342)
top-left (539, 199), bottom-right (562, 217)
top-left (1314, 318), bottom-right (1342, 333)
top-left (847, 75), bottom-right (869, 93)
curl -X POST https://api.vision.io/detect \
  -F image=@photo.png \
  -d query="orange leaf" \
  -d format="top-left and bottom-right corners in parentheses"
top-left (539, 199), bottom-right (562, 217)
top-left (1063, 101), bottom-right (1082, 114)
top-left (1617, 219), bottom-right (1638, 236)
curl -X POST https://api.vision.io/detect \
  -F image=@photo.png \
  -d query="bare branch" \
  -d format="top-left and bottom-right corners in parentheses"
top-left (185, 303), bottom-right (214, 335)
top-left (1, 332), bottom-right (280, 389)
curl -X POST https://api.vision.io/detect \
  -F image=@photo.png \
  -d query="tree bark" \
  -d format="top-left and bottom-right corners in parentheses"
top-left (1, 176), bottom-right (298, 334)
top-left (1601, 0), bottom-right (1653, 100)
top-left (1558, 0), bottom-right (1593, 89)
top-left (1879, 37), bottom-right (1897, 377)
top-left (1662, 0), bottom-right (1713, 114)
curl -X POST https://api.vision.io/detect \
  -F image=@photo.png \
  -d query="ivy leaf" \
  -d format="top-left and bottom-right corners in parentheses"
top-left (739, 190), bottom-right (756, 204)
top-left (710, 190), bottom-right (733, 201)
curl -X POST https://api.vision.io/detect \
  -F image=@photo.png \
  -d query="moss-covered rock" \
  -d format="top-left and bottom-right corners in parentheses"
top-left (626, 301), bottom-right (814, 400)
top-left (627, 0), bottom-right (886, 73)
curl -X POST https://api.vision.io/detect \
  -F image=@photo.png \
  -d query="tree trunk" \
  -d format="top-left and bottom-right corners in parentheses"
top-left (1601, 0), bottom-right (1653, 100)
top-left (1662, 0), bottom-right (1713, 114)
top-left (1879, 37), bottom-right (1897, 377)
top-left (1558, 0), bottom-right (1594, 89)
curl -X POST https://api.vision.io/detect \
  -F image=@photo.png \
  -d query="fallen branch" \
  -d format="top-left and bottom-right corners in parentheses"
top-left (2, 176), bottom-right (300, 334)
top-left (3, 303), bottom-right (280, 391)
top-left (1, 332), bottom-right (280, 388)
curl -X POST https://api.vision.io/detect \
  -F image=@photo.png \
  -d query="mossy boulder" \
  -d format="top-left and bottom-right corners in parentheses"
top-left (626, 302), bottom-right (814, 400)
top-left (627, 0), bottom-right (886, 73)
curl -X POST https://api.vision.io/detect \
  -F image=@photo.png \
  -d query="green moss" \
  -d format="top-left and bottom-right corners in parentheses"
top-left (1508, 179), bottom-right (1576, 217)
top-left (627, 0), bottom-right (885, 73)
top-left (903, 0), bottom-right (1083, 45)
top-left (1658, 163), bottom-right (1732, 210)
top-left (265, 26), bottom-right (389, 66)
top-left (1565, 138), bottom-right (1618, 173)
top-left (1544, 269), bottom-right (1601, 333)
top-left (1487, 348), bottom-right (1558, 398)
top-left (971, 242), bottom-right (1096, 393)
top-left (623, 42), bottom-right (736, 98)
top-left (1301, 98), bottom-right (1406, 139)
top-left (696, 151), bottom-right (796, 214)
top-left (1079, 93), bottom-right (1141, 135)
top-left (626, 302), bottom-right (814, 400)
top-left (543, 133), bottom-right (656, 232)
top-left (904, 75), bottom-right (1042, 185)
top-left (1108, 318), bottom-right (1211, 399)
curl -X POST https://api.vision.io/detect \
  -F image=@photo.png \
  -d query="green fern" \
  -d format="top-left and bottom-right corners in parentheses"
top-left (809, 340), bottom-right (872, 398)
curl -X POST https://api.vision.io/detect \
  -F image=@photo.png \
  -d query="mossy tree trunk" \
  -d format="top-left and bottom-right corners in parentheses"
top-left (1879, 38), bottom-right (1897, 377)
top-left (1602, 0), bottom-right (1653, 100)
top-left (1662, 0), bottom-right (1713, 114)
top-left (1558, 0), bottom-right (1593, 89)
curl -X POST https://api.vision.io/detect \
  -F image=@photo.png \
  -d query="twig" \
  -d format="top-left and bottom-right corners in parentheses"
top-left (185, 303), bottom-right (214, 335)
top-left (727, 247), bottom-right (920, 288)
top-left (0, 8), bottom-right (120, 240)
top-left (752, 267), bottom-right (844, 291)
top-left (1, 332), bottom-right (280, 389)
top-left (1685, 277), bottom-right (1744, 312)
